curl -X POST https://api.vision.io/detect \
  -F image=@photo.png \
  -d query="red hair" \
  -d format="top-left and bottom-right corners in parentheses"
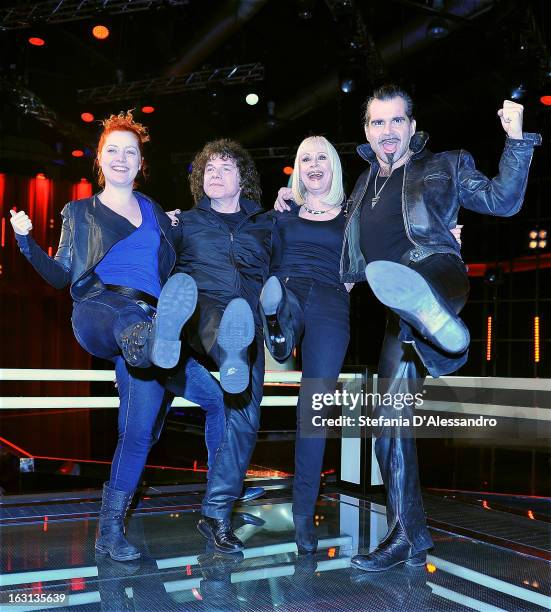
top-left (95, 110), bottom-right (150, 187)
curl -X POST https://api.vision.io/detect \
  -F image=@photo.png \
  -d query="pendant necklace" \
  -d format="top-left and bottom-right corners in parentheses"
top-left (371, 169), bottom-right (393, 208)
top-left (302, 200), bottom-right (341, 215)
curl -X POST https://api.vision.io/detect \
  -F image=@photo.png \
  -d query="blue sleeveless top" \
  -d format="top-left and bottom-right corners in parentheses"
top-left (95, 194), bottom-right (162, 298)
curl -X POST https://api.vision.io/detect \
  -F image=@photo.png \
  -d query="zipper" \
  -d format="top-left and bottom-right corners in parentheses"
top-left (401, 160), bottom-right (423, 252)
top-left (339, 167), bottom-right (372, 276)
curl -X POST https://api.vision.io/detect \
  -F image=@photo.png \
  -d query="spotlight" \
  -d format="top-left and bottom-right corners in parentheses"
top-left (283, 166), bottom-right (293, 176)
top-left (28, 37), bottom-right (45, 47)
top-left (510, 84), bottom-right (526, 101)
top-left (141, 105), bottom-right (155, 114)
top-left (72, 150), bottom-right (84, 157)
top-left (340, 78), bottom-right (356, 94)
top-left (539, 230), bottom-right (547, 239)
top-left (529, 240), bottom-right (538, 249)
top-left (540, 96), bottom-right (551, 106)
top-left (427, 17), bottom-right (449, 39)
top-left (529, 230), bottom-right (538, 239)
top-left (36, 172), bottom-right (46, 180)
top-left (539, 240), bottom-right (547, 249)
top-left (245, 93), bottom-right (259, 106)
top-left (92, 25), bottom-right (110, 40)
top-left (81, 112), bottom-right (94, 123)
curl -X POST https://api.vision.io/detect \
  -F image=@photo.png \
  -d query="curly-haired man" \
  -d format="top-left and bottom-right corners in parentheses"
top-left (172, 139), bottom-right (274, 553)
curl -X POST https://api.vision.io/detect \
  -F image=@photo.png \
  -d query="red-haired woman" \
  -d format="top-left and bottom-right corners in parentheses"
top-left (10, 111), bottom-right (198, 561)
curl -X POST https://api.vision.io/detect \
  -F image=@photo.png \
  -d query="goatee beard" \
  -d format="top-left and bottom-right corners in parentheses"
top-left (385, 152), bottom-right (394, 173)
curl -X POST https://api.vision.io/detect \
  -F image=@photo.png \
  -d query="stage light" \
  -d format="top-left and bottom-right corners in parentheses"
top-left (81, 112), bottom-right (94, 123)
top-left (340, 77), bottom-right (356, 94)
top-left (486, 316), bottom-right (492, 361)
top-left (426, 563), bottom-right (437, 573)
top-left (534, 316), bottom-right (540, 363)
top-left (529, 230), bottom-right (538, 239)
top-left (80, 178), bottom-right (89, 183)
top-left (36, 172), bottom-right (46, 180)
top-left (529, 240), bottom-right (538, 249)
top-left (539, 240), bottom-right (547, 248)
top-left (28, 37), bottom-right (45, 47)
top-left (427, 17), bottom-right (449, 39)
top-left (141, 105), bottom-right (155, 114)
top-left (92, 25), bottom-right (110, 40)
top-left (245, 93), bottom-right (259, 105)
top-left (539, 230), bottom-right (547, 239)
top-left (71, 149), bottom-right (84, 158)
top-left (540, 96), bottom-right (551, 106)
top-left (510, 84), bottom-right (526, 101)
top-left (283, 166), bottom-right (293, 176)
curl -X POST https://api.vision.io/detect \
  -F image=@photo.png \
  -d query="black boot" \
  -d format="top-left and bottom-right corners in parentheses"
top-left (350, 522), bottom-right (427, 572)
top-left (118, 273), bottom-right (198, 369)
top-left (293, 514), bottom-right (318, 555)
top-left (95, 483), bottom-right (141, 562)
top-left (365, 261), bottom-right (469, 354)
top-left (197, 515), bottom-right (244, 553)
top-left (259, 276), bottom-right (294, 362)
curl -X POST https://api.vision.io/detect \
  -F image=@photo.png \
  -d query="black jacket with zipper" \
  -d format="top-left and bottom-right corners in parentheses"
top-left (173, 197), bottom-right (274, 322)
top-left (14, 192), bottom-right (177, 301)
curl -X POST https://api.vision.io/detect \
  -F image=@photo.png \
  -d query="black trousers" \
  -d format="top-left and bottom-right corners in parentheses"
top-left (186, 293), bottom-right (264, 520)
top-left (375, 253), bottom-right (469, 551)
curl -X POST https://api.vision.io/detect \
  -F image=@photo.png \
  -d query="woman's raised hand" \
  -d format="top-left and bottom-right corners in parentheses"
top-left (10, 209), bottom-right (33, 235)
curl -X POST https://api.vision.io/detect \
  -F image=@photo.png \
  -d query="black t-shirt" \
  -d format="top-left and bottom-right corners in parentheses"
top-left (271, 204), bottom-right (346, 286)
top-left (212, 208), bottom-right (246, 231)
top-left (359, 165), bottom-right (412, 265)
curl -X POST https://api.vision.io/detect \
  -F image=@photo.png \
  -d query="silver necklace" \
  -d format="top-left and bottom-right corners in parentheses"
top-left (371, 169), bottom-right (393, 208)
top-left (302, 201), bottom-right (341, 215)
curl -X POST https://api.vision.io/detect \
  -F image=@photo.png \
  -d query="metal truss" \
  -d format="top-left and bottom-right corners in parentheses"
top-left (0, 0), bottom-right (189, 30)
top-left (1, 78), bottom-right (91, 141)
top-left (171, 143), bottom-right (359, 165)
top-left (77, 62), bottom-right (264, 103)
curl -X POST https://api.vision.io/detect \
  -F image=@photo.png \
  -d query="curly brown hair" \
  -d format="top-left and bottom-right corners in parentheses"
top-left (95, 110), bottom-right (150, 188)
top-left (189, 139), bottom-right (262, 204)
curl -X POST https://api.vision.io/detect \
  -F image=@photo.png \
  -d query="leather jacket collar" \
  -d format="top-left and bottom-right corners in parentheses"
top-left (356, 131), bottom-right (430, 163)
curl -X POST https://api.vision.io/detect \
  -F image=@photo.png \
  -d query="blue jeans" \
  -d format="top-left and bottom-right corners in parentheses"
top-left (72, 290), bottom-right (223, 492)
top-left (279, 278), bottom-right (350, 518)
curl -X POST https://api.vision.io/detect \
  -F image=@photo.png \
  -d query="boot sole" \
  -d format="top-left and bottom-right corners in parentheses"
top-left (94, 543), bottom-right (141, 562)
top-left (196, 521), bottom-right (245, 553)
top-left (217, 298), bottom-right (254, 394)
top-left (365, 261), bottom-right (469, 354)
top-left (151, 273), bottom-right (198, 369)
top-left (350, 556), bottom-right (408, 572)
top-left (260, 276), bottom-right (283, 315)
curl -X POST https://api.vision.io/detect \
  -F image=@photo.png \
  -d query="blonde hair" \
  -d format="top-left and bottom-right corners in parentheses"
top-left (291, 136), bottom-right (344, 206)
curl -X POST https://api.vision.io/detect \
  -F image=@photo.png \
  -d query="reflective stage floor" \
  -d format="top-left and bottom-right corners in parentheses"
top-left (1, 488), bottom-right (550, 611)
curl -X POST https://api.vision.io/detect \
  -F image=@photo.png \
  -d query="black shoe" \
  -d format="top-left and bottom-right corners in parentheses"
top-left (95, 483), bottom-right (141, 562)
top-left (233, 512), bottom-right (265, 527)
top-left (150, 273), bottom-right (198, 368)
top-left (350, 522), bottom-right (427, 572)
top-left (365, 261), bottom-right (469, 354)
top-left (217, 298), bottom-right (255, 394)
top-left (118, 273), bottom-right (197, 368)
top-left (197, 516), bottom-right (244, 553)
top-left (237, 486), bottom-right (265, 503)
top-left (260, 276), bottom-right (293, 362)
top-left (293, 514), bottom-right (318, 555)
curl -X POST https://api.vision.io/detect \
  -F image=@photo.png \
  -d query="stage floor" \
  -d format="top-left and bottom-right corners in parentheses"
top-left (1, 488), bottom-right (549, 611)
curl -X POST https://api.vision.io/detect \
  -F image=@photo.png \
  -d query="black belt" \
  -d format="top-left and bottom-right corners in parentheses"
top-left (105, 284), bottom-right (158, 308)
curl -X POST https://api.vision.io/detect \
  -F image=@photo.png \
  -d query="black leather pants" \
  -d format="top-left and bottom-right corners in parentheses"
top-left (185, 293), bottom-right (264, 520)
top-left (374, 253), bottom-right (469, 551)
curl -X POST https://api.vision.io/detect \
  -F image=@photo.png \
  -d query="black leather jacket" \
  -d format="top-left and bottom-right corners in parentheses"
top-left (173, 197), bottom-right (274, 319)
top-left (340, 131), bottom-right (542, 283)
top-left (14, 192), bottom-right (177, 301)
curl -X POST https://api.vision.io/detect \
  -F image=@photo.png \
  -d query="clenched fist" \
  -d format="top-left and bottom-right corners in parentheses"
top-left (10, 209), bottom-right (33, 235)
top-left (497, 100), bottom-right (523, 140)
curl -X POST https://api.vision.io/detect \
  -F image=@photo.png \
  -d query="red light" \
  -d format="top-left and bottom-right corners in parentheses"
top-left (81, 112), bottom-right (94, 123)
top-left (80, 177), bottom-right (88, 183)
top-left (482, 500), bottom-right (490, 509)
top-left (72, 149), bottom-right (84, 158)
top-left (142, 105), bottom-right (155, 114)
top-left (36, 173), bottom-right (46, 180)
top-left (29, 37), bottom-right (45, 47)
top-left (540, 96), bottom-right (551, 106)
top-left (283, 166), bottom-right (293, 176)
top-left (528, 510), bottom-right (535, 520)
top-left (43, 516), bottom-right (48, 532)
top-left (327, 547), bottom-right (336, 558)
top-left (92, 25), bottom-right (110, 40)
top-left (1, 218), bottom-right (5, 248)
